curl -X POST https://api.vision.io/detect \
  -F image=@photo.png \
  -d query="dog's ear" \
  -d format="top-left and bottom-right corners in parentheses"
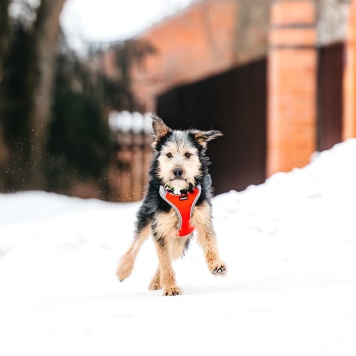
top-left (192, 129), bottom-right (223, 148)
top-left (151, 113), bottom-right (171, 140)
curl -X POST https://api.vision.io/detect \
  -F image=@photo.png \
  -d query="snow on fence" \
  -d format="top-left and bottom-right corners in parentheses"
top-left (108, 111), bottom-right (153, 202)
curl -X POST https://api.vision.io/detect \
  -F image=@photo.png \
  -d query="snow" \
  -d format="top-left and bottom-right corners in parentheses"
top-left (1, 139), bottom-right (356, 356)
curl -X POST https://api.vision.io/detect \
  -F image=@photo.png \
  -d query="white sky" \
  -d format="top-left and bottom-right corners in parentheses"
top-left (60, 0), bottom-right (194, 51)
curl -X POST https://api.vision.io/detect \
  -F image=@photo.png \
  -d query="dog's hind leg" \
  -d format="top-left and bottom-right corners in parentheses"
top-left (148, 267), bottom-right (161, 290)
top-left (192, 202), bottom-right (227, 276)
top-left (116, 224), bottom-right (151, 282)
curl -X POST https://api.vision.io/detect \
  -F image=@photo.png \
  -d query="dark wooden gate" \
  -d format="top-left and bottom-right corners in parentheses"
top-left (317, 42), bottom-right (344, 151)
top-left (157, 58), bottom-right (267, 194)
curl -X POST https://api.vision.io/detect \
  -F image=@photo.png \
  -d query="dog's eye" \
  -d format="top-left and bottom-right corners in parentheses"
top-left (166, 153), bottom-right (173, 159)
top-left (184, 152), bottom-right (191, 159)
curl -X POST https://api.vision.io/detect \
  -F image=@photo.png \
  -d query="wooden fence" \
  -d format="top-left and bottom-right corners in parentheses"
top-left (108, 112), bottom-right (153, 202)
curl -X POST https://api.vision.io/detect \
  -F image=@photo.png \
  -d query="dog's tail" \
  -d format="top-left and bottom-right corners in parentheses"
top-left (116, 225), bottom-right (151, 282)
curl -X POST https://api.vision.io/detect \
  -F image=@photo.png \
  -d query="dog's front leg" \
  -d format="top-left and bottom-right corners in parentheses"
top-left (153, 237), bottom-right (181, 296)
top-left (116, 224), bottom-right (151, 282)
top-left (193, 202), bottom-right (226, 276)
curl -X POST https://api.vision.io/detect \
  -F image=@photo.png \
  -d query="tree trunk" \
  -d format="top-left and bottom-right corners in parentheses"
top-left (26, 0), bottom-right (66, 190)
top-left (0, 0), bottom-right (11, 191)
top-left (0, 0), bottom-right (10, 76)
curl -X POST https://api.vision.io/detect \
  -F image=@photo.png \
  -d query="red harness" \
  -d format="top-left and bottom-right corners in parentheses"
top-left (159, 185), bottom-right (201, 237)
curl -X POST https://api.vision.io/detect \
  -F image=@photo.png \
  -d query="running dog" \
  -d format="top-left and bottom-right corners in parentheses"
top-left (116, 114), bottom-right (226, 296)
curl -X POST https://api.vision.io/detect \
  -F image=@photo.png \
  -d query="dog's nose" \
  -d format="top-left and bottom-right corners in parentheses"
top-left (173, 168), bottom-right (183, 178)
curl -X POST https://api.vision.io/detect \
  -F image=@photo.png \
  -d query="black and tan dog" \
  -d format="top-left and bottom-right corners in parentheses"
top-left (116, 114), bottom-right (226, 296)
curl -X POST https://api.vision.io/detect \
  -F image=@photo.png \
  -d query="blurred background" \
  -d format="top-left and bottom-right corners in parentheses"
top-left (0, 0), bottom-right (355, 202)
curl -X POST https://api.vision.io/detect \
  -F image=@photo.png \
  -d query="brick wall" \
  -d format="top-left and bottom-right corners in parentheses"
top-left (131, 0), bottom-right (238, 111)
top-left (343, 0), bottom-right (356, 140)
top-left (267, 0), bottom-right (317, 176)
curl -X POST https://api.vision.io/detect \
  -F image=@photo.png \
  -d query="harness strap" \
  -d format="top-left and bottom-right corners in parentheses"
top-left (159, 185), bottom-right (201, 237)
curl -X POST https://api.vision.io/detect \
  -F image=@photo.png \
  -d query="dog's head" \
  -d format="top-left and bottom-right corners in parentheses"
top-left (150, 114), bottom-right (222, 192)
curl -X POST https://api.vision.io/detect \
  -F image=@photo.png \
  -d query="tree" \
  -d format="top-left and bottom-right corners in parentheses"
top-left (0, 0), bottom-right (11, 190)
top-left (0, 1), bottom-right (152, 197)
top-left (26, 0), bottom-right (67, 189)
top-left (0, 0), bottom-right (10, 76)
top-left (0, 0), bottom-right (66, 191)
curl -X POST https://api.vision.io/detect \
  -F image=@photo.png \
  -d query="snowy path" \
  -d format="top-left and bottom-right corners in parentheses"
top-left (1, 140), bottom-right (356, 356)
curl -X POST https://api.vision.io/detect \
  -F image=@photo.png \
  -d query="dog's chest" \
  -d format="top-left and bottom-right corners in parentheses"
top-left (154, 208), bottom-right (180, 237)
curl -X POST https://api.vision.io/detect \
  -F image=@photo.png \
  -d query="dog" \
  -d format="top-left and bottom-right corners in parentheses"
top-left (116, 114), bottom-right (226, 296)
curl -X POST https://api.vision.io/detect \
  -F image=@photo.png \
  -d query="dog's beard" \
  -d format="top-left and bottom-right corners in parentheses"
top-left (167, 178), bottom-right (190, 194)
top-left (169, 178), bottom-right (189, 191)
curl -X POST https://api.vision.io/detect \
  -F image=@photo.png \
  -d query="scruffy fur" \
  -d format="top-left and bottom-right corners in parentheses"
top-left (116, 114), bottom-right (226, 296)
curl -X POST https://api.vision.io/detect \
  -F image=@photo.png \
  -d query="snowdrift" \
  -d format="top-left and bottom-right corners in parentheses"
top-left (1, 140), bottom-right (356, 356)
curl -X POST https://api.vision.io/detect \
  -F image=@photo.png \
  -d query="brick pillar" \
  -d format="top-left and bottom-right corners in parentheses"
top-left (343, 1), bottom-right (356, 140)
top-left (267, 1), bottom-right (317, 176)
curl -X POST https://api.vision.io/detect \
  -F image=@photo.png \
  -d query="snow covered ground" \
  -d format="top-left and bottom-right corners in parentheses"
top-left (1, 140), bottom-right (356, 356)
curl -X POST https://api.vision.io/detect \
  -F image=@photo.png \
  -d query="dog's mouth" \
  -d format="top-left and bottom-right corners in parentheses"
top-left (169, 178), bottom-right (186, 182)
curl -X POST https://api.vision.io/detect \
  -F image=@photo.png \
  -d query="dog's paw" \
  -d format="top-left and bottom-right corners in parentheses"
top-left (211, 262), bottom-right (227, 276)
top-left (149, 280), bottom-right (162, 291)
top-left (116, 256), bottom-right (134, 282)
top-left (116, 267), bottom-right (130, 282)
top-left (163, 286), bottom-right (182, 296)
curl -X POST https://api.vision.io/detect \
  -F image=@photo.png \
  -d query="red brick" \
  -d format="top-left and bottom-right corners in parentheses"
top-left (267, 1), bottom-right (317, 176)
top-left (269, 28), bottom-right (316, 46)
top-left (343, 0), bottom-right (356, 139)
top-left (270, 1), bottom-right (315, 26)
